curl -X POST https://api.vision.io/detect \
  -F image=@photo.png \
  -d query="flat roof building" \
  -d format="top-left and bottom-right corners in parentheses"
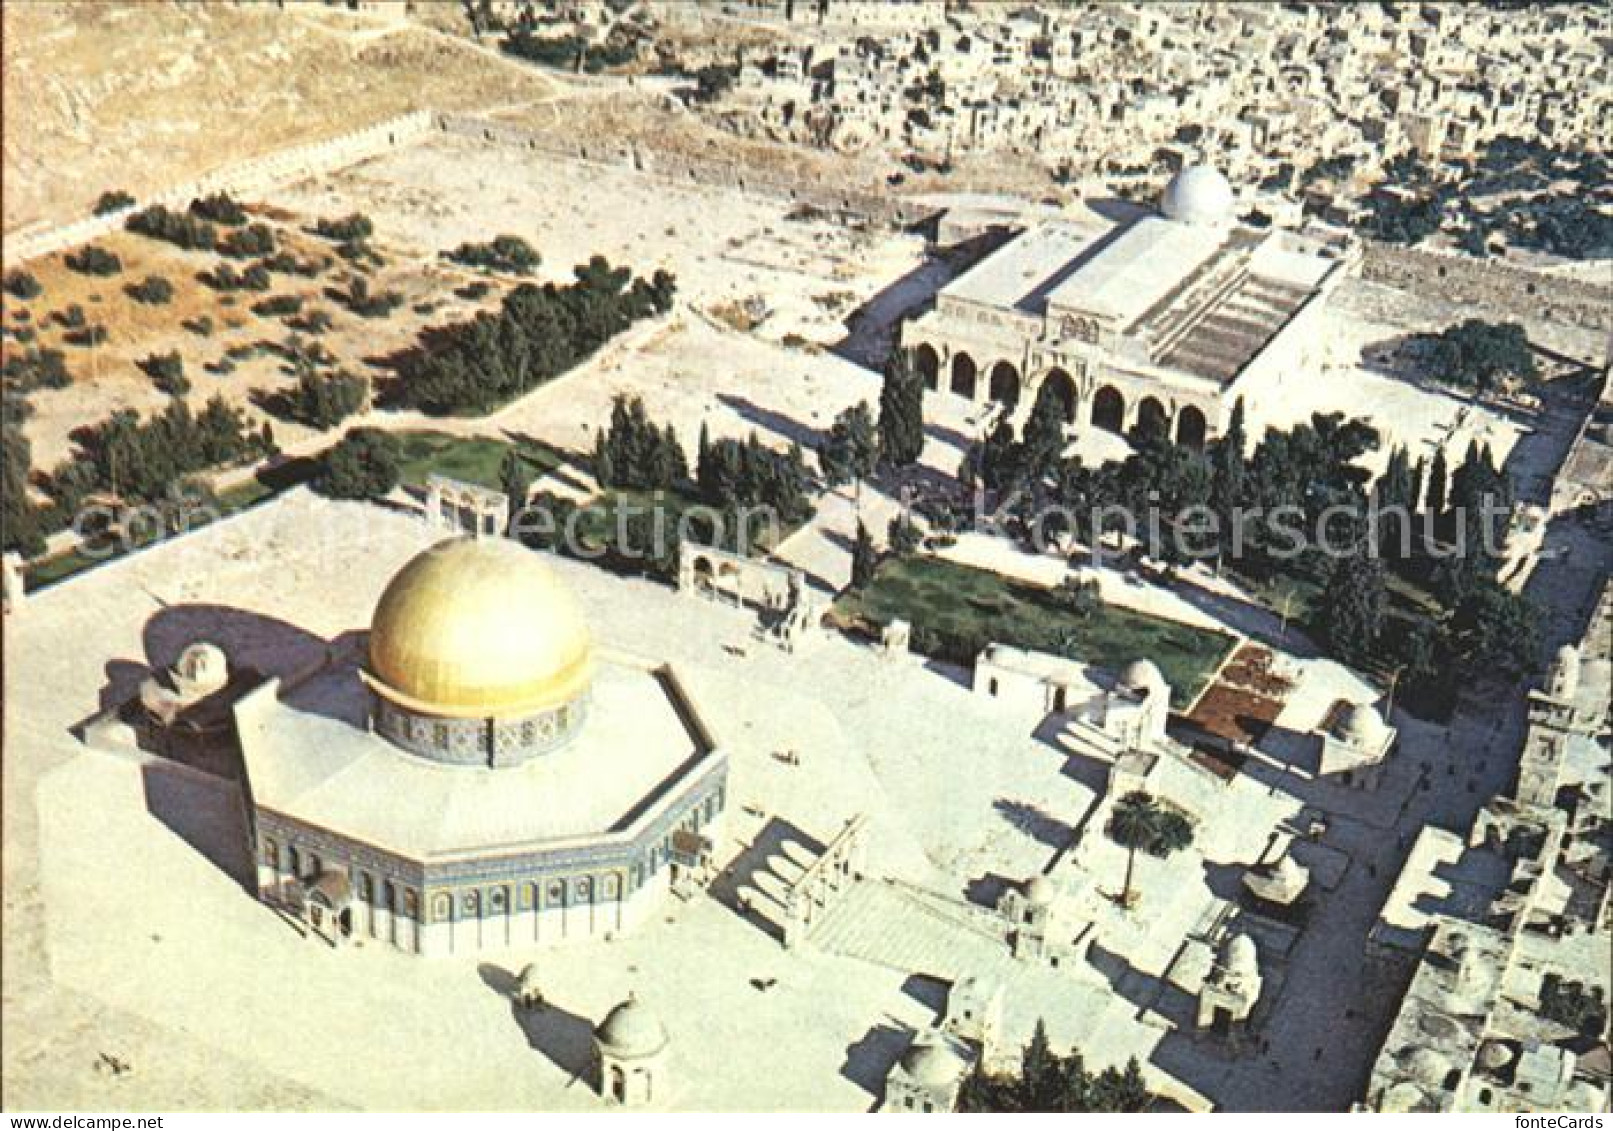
top-left (902, 164), bottom-right (1357, 447)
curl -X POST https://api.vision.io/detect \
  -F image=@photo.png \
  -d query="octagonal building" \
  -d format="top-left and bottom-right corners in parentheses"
top-left (235, 537), bottom-right (727, 956)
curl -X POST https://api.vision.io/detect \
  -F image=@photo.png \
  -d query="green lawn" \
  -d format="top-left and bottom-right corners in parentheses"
top-left (24, 471), bottom-right (293, 593)
top-left (391, 430), bottom-right (567, 492)
top-left (23, 431), bottom-right (570, 594)
top-left (836, 555), bottom-right (1234, 708)
top-left (23, 544), bottom-right (108, 591)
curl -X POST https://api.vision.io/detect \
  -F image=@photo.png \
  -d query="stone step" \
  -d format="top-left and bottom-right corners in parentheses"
top-left (1057, 716), bottom-right (1124, 761)
top-left (809, 878), bottom-right (1019, 983)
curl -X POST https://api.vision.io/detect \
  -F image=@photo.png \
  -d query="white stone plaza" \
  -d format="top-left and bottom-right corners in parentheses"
top-left (6, 480), bottom-right (1563, 1111)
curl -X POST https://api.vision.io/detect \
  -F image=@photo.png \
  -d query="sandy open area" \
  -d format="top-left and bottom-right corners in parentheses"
top-left (2, 2), bottom-right (554, 234)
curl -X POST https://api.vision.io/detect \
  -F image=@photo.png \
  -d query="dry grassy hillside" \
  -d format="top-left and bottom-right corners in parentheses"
top-left (2, 0), bottom-right (553, 234)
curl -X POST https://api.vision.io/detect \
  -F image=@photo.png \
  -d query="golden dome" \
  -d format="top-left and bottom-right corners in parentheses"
top-left (366, 537), bottom-right (592, 719)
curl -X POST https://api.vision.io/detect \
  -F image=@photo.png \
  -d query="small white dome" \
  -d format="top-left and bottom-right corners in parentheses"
top-left (1478, 1040), bottom-right (1516, 1072)
top-left (1023, 874), bottom-right (1055, 905)
top-left (172, 641), bottom-right (229, 697)
top-left (595, 995), bottom-right (668, 1060)
top-left (1223, 932), bottom-right (1259, 980)
top-left (1334, 702), bottom-right (1389, 748)
top-left (900, 1036), bottom-right (969, 1086)
top-left (1118, 659), bottom-right (1168, 698)
top-left (1161, 165), bottom-right (1235, 226)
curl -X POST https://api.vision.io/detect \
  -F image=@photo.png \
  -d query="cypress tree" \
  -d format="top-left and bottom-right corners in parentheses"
top-left (1211, 396), bottom-right (1247, 513)
top-left (499, 449), bottom-right (532, 515)
top-left (877, 348), bottom-right (925, 467)
top-left (1318, 552), bottom-right (1386, 666)
top-left (1426, 445), bottom-right (1448, 520)
top-left (1022, 379), bottom-right (1069, 480)
top-left (850, 519), bottom-right (878, 589)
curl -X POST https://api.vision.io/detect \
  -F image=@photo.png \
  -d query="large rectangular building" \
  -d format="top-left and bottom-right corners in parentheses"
top-left (901, 166), bottom-right (1358, 447)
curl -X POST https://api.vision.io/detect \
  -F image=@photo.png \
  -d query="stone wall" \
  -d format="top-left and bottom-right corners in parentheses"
top-left (4, 110), bottom-right (435, 266)
top-left (1359, 242), bottom-right (1613, 331)
top-left (432, 111), bottom-right (938, 229)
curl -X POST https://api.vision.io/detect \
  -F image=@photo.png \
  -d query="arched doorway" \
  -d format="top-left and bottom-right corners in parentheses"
top-left (1041, 367), bottom-right (1079, 424)
top-left (1092, 386), bottom-right (1126, 433)
top-left (915, 343), bottom-right (940, 390)
top-left (1177, 404), bottom-right (1208, 449)
top-left (988, 361), bottom-right (1020, 408)
top-left (950, 352), bottom-right (978, 399)
top-left (1135, 397), bottom-right (1169, 442)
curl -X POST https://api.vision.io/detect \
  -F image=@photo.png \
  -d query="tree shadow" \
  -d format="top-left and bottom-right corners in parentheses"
top-left (1162, 571), bottom-right (1321, 658)
top-left (715, 392), bottom-right (826, 450)
top-left (992, 797), bottom-right (1075, 851)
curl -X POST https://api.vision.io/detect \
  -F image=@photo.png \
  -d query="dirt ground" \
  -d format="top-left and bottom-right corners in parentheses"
top-left (1, 1), bottom-right (554, 233)
top-left (7, 207), bottom-right (511, 472)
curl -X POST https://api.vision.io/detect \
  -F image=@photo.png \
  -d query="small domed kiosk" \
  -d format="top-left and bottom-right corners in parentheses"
top-left (594, 994), bottom-right (669, 1106)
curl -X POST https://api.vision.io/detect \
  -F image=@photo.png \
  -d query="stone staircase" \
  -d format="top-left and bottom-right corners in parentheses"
top-left (1055, 715), bottom-right (1126, 763)
top-left (807, 877), bottom-right (1019, 982)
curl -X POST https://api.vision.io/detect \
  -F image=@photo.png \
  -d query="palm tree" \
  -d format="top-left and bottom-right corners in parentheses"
top-left (1107, 791), bottom-right (1193, 907)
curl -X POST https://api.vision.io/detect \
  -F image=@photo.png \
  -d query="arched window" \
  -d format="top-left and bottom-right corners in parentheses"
top-left (1134, 397), bottom-right (1168, 442)
top-left (1041, 367), bottom-right (1078, 424)
top-left (262, 837), bottom-right (278, 868)
top-left (915, 343), bottom-right (940, 390)
top-left (431, 892), bottom-right (451, 922)
top-left (988, 361), bottom-right (1020, 407)
top-left (1176, 405), bottom-right (1208, 449)
top-left (950, 352), bottom-right (978, 398)
top-left (1092, 386), bottom-right (1125, 433)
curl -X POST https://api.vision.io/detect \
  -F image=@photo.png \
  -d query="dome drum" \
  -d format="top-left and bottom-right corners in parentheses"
top-left (369, 687), bottom-right (590, 767)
